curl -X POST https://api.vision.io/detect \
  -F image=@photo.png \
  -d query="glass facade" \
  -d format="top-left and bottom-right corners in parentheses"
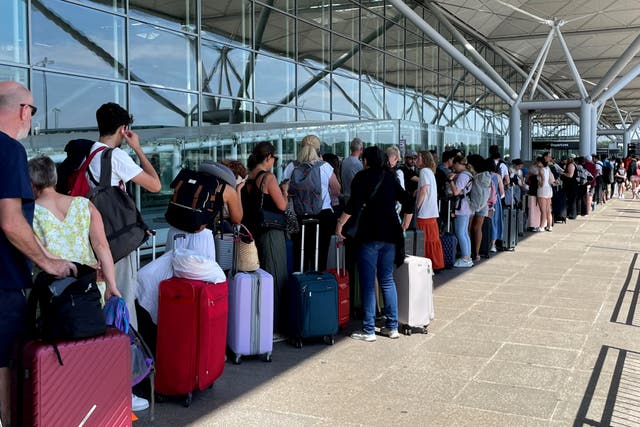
top-left (2, 0), bottom-right (522, 227)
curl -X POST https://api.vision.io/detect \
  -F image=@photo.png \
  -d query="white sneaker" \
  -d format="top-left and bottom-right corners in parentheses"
top-left (350, 330), bottom-right (376, 342)
top-left (380, 327), bottom-right (400, 339)
top-left (489, 244), bottom-right (497, 253)
top-left (132, 393), bottom-right (149, 411)
top-left (454, 258), bottom-right (473, 268)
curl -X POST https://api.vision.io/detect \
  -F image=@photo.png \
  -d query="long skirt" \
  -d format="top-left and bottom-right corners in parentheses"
top-left (417, 217), bottom-right (445, 270)
top-left (256, 228), bottom-right (288, 334)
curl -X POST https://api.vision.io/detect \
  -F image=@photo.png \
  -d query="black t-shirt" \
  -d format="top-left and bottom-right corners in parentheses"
top-left (435, 165), bottom-right (450, 200)
top-left (400, 165), bottom-right (419, 195)
top-left (0, 131), bottom-right (34, 290)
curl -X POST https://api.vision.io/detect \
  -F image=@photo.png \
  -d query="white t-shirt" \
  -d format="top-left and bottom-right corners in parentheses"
top-left (88, 142), bottom-right (142, 189)
top-left (283, 160), bottom-right (333, 211)
top-left (417, 168), bottom-right (438, 219)
top-left (395, 168), bottom-right (405, 190)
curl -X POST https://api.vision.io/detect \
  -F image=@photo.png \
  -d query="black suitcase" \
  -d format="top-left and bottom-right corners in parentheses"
top-left (440, 199), bottom-right (457, 268)
top-left (501, 205), bottom-right (517, 251)
top-left (552, 186), bottom-right (567, 223)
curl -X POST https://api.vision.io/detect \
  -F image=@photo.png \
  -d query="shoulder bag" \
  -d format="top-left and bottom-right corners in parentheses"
top-left (343, 173), bottom-right (385, 240)
top-left (257, 171), bottom-right (287, 231)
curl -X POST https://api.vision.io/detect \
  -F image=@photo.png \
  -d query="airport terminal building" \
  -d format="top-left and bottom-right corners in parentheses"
top-left (1, 0), bottom-right (639, 227)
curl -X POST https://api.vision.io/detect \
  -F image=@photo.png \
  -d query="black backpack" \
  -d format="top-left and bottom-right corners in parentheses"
top-left (28, 264), bottom-right (106, 365)
top-left (165, 168), bottom-right (226, 233)
top-left (87, 148), bottom-right (149, 262)
top-left (56, 139), bottom-right (97, 195)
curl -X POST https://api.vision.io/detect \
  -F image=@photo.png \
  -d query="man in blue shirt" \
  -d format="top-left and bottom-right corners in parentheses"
top-left (0, 81), bottom-right (75, 425)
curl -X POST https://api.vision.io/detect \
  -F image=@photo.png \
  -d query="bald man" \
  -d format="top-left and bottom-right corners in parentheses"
top-left (0, 81), bottom-right (76, 425)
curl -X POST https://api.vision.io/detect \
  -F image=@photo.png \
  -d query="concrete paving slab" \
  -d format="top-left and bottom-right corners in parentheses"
top-left (508, 328), bottom-right (586, 350)
top-left (475, 360), bottom-right (567, 391)
top-left (492, 343), bottom-right (579, 369)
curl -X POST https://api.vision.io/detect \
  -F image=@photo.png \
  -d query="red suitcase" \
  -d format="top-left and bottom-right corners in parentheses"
top-left (15, 328), bottom-right (131, 427)
top-left (327, 237), bottom-right (350, 330)
top-left (155, 277), bottom-right (228, 407)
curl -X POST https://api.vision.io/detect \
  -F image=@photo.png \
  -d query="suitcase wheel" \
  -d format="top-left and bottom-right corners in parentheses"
top-left (183, 392), bottom-right (193, 408)
top-left (263, 352), bottom-right (273, 363)
top-left (400, 325), bottom-right (412, 336)
top-left (291, 338), bottom-right (303, 349)
top-left (323, 335), bottom-right (335, 345)
top-left (233, 353), bottom-right (242, 365)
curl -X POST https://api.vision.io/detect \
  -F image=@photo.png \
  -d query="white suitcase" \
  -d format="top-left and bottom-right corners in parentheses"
top-left (393, 255), bottom-right (434, 335)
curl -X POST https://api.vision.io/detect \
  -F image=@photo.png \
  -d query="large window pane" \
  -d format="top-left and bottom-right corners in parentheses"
top-left (332, 74), bottom-right (359, 116)
top-left (0, 65), bottom-right (27, 86)
top-left (298, 21), bottom-right (330, 68)
top-left (297, 66), bottom-right (330, 112)
top-left (361, 83), bottom-right (384, 119)
top-left (31, 0), bottom-right (125, 79)
top-left (72, 0), bottom-right (124, 13)
top-left (259, 0), bottom-right (294, 14)
top-left (130, 0), bottom-right (196, 32)
top-left (201, 95), bottom-right (253, 125)
top-left (385, 54), bottom-right (404, 88)
top-left (254, 6), bottom-right (295, 61)
top-left (0, 0), bottom-right (27, 64)
top-left (256, 102), bottom-right (295, 123)
top-left (297, 0), bottom-right (330, 27)
top-left (332, 34), bottom-right (359, 77)
top-left (202, 1), bottom-right (252, 47)
top-left (31, 71), bottom-right (126, 132)
top-left (254, 55), bottom-right (295, 104)
top-left (129, 21), bottom-right (197, 90)
top-left (201, 41), bottom-right (251, 98)
top-left (360, 9), bottom-right (384, 49)
top-left (331, 3), bottom-right (358, 40)
top-left (361, 47), bottom-right (384, 83)
top-left (386, 87), bottom-right (404, 119)
top-left (130, 85), bottom-right (196, 128)
top-left (298, 109), bottom-right (329, 121)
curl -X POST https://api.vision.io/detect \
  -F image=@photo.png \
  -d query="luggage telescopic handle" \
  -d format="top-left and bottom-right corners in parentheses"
top-left (300, 218), bottom-right (319, 272)
top-left (336, 237), bottom-right (345, 276)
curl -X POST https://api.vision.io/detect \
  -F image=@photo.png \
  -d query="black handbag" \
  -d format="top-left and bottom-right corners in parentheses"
top-left (343, 173), bottom-right (385, 240)
top-left (258, 172), bottom-right (287, 231)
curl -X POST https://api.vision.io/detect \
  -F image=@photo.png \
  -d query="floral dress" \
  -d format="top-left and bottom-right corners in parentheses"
top-left (33, 197), bottom-right (97, 267)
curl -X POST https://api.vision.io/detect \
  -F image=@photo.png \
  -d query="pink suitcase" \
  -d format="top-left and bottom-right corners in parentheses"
top-left (527, 195), bottom-right (541, 229)
top-left (155, 277), bottom-right (228, 407)
top-left (227, 268), bottom-right (274, 364)
top-left (14, 328), bottom-right (131, 427)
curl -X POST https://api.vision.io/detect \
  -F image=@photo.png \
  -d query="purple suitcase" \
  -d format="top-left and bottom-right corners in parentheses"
top-left (227, 268), bottom-right (274, 363)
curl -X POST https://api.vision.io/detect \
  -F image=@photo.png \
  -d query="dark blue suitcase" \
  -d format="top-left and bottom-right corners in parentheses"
top-left (289, 219), bottom-right (338, 348)
top-left (440, 199), bottom-right (458, 268)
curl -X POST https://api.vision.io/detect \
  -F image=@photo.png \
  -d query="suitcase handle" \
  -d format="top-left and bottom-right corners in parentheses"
top-left (299, 218), bottom-right (320, 273)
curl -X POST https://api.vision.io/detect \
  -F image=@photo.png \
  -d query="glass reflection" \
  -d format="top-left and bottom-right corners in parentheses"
top-left (386, 87), bottom-right (404, 119)
top-left (129, 21), bottom-right (197, 90)
top-left (130, 0), bottom-right (196, 33)
top-left (297, 21), bottom-right (330, 67)
top-left (201, 40), bottom-right (251, 98)
top-left (360, 8), bottom-right (384, 49)
top-left (361, 83), bottom-right (384, 119)
top-left (331, 2), bottom-right (359, 40)
top-left (130, 85), bottom-right (196, 128)
top-left (297, 0), bottom-right (330, 27)
top-left (254, 55), bottom-right (295, 104)
top-left (202, 1), bottom-right (252, 47)
top-left (332, 34), bottom-right (359, 77)
top-left (332, 74), bottom-right (359, 115)
top-left (0, 0), bottom-right (27, 64)
top-left (361, 47), bottom-right (385, 83)
top-left (254, 6), bottom-right (295, 61)
top-left (256, 103), bottom-right (296, 123)
top-left (201, 95), bottom-right (253, 125)
top-left (0, 65), bottom-right (27, 86)
top-left (32, 71), bottom-right (126, 132)
top-left (297, 66), bottom-right (330, 112)
top-left (31, 0), bottom-right (125, 79)
top-left (72, 0), bottom-right (124, 13)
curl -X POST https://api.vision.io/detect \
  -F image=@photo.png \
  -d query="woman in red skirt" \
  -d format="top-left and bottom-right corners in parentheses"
top-left (415, 151), bottom-right (445, 270)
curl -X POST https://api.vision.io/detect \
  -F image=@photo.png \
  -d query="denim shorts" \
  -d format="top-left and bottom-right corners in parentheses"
top-left (474, 205), bottom-right (488, 217)
top-left (0, 289), bottom-right (26, 367)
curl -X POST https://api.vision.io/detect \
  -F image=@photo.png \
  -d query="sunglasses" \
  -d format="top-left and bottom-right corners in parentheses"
top-left (20, 103), bottom-right (38, 116)
top-left (271, 154), bottom-right (279, 164)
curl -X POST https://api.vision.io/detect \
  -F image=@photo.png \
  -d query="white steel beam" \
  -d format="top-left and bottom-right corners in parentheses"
top-left (427, 1), bottom-right (517, 100)
top-left (591, 32), bottom-right (640, 99)
top-left (387, 0), bottom-right (514, 106)
top-left (555, 26), bottom-right (589, 100)
top-left (594, 63), bottom-right (640, 106)
top-left (517, 29), bottom-right (556, 102)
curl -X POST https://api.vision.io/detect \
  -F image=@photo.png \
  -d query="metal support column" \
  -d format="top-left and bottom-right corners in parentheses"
top-left (580, 102), bottom-right (591, 156)
top-left (590, 104), bottom-right (598, 154)
top-left (623, 130), bottom-right (630, 157)
top-left (509, 104), bottom-right (521, 159)
top-left (521, 112), bottom-right (531, 162)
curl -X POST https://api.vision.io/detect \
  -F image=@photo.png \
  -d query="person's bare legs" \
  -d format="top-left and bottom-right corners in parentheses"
top-left (546, 198), bottom-right (553, 229)
top-left (537, 197), bottom-right (548, 229)
top-left (470, 215), bottom-right (483, 260)
top-left (0, 367), bottom-right (10, 426)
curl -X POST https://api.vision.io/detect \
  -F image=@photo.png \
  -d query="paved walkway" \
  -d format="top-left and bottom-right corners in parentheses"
top-left (137, 197), bottom-right (640, 427)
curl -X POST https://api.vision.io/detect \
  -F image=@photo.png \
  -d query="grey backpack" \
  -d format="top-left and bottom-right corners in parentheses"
top-left (463, 171), bottom-right (492, 212)
top-left (288, 161), bottom-right (324, 216)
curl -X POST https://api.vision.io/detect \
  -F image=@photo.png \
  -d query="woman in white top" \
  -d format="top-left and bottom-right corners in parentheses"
top-left (536, 156), bottom-right (555, 232)
top-left (283, 134), bottom-right (340, 271)
top-left (415, 152), bottom-right (444, 270)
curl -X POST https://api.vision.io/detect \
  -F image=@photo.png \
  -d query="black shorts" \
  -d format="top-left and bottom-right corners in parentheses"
top-left (0, 289), bottom-right (26, 367)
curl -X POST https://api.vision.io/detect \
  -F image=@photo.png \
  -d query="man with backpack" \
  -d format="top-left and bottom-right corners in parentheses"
top-left (0, 81), bottom-right (77, 426)
top-left (87, 103), bottom-right (161, 331)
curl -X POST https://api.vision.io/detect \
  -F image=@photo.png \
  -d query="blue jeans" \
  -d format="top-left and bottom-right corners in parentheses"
top-left (357, 241), bottom-right (398, 335)
top-left (454, 214), bottom-right (471, 258)
top-left (491, 199), bottom-right (503, 241)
